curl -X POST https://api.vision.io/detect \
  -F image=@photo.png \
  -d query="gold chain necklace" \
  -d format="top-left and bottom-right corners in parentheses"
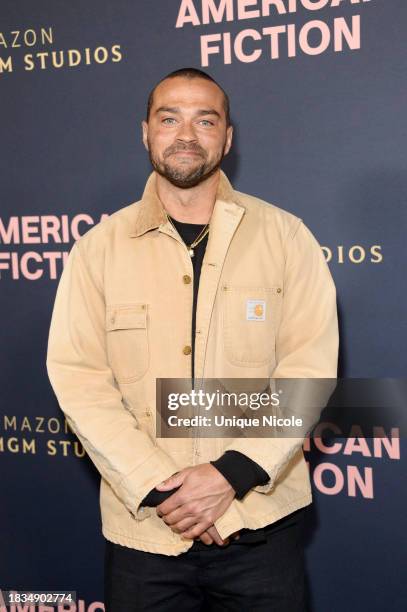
top-left (166, 213), bottom-right (210, 258)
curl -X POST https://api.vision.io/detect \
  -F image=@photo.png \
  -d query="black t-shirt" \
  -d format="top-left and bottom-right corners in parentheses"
top-left (167, 215), bottom-right (208, 381)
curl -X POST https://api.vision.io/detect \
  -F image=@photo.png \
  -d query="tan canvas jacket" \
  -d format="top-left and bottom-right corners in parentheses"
top-left (46, 169), bottom-right (339, 555)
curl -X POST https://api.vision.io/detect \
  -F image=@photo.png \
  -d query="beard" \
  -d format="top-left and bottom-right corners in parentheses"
top-left (147, 138), bottom-right (227, 189)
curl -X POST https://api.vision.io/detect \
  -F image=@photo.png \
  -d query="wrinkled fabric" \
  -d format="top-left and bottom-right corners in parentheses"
top-left (46, 169), bottom-right (339, 555)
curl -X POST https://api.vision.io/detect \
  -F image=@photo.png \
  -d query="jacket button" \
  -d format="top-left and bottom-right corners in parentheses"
top-left (183, 345), bottom-right (192, 355)
top-left (183, 274), bottom-right (192, 284)
top-left (277, 288), bottom-right (282, 294)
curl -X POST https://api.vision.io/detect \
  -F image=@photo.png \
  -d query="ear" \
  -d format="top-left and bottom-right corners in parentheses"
top-left (141, 120), bottom-right (149, 151)
top-left (224, 124), bottom-right (233, 156)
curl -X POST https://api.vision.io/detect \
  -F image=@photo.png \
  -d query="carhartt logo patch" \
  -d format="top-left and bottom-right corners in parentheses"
top-left (246, 299), bottom-right (266, 321)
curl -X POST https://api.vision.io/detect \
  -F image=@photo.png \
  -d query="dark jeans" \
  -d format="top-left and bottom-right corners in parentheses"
top-left (104, 509), bottom-right (307, 611)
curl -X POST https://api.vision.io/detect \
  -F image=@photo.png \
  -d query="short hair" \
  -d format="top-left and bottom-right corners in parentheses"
top-left (146, 67), bottom-right (231, 127)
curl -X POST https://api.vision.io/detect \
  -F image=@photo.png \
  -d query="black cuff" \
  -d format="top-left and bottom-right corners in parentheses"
top-left (141, 485), bottom-right (181, 507)
top-left (210, 451), bottom-right (270, 500)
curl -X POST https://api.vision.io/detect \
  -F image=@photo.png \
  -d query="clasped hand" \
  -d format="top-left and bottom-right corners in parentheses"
top-left (154, 463), bottom-right (239, 546)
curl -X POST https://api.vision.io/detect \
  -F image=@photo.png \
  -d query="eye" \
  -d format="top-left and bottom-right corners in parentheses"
top-left (162, 117), bottom-right (177, 124)
top-left (199, 119), bottom-right (214, 126)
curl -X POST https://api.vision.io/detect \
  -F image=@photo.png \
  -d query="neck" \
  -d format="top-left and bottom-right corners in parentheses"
top-left (155, 170), bottom-right (220, 224)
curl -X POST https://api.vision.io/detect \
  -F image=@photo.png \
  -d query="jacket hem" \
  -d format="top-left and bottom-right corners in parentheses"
top-left (101, 493), bottom-right (313, 556)
top-left (102, 525), bottom-right (194, 556)
top-left (238, 493), bottom-right (313, 530)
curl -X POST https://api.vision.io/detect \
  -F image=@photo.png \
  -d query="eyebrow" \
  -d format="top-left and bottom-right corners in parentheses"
top-left (155, 106), bottom-right (221, 119)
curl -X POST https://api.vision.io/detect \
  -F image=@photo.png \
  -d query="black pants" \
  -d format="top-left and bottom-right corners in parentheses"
top-left (104, 510), bottom-right (307, 611)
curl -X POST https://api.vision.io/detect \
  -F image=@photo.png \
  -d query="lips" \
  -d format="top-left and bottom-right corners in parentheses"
top-left (173, 150), bottom-right (201, 156)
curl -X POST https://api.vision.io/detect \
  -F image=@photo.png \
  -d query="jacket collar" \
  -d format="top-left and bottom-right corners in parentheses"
top-left (129, 169), bottom-right (244, 238)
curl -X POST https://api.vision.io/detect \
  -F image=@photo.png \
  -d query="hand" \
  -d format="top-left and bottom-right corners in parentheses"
top-left (155, 464), bottom-right (236, 541)
top-left (197, 527), bottom-right (241, 546)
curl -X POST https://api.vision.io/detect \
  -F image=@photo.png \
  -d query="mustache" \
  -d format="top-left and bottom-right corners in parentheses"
top-left (165, 144), bottom-right (206, 157)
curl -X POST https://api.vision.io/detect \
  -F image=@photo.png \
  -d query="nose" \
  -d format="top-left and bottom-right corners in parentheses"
top-left (176, 120), bottom-right (198, 144)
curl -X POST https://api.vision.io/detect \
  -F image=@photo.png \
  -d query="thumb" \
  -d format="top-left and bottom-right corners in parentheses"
top-left (155, 470), bottom-right (185, 490)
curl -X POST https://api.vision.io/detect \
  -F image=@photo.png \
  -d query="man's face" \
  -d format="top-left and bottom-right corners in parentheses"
top-left (141, 77), bottom-right (233, 188)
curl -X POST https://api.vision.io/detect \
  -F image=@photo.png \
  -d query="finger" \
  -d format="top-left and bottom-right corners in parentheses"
top-left (206, 525), bottom-right (229, 547)
top-left (156, 491), bottom-right (185, 518)
top-left (158, 501), bottom-right (200, 525)
top-left (198, 531), bottom-right (214, 545)
top-left (164, 515), bottom-right (199, 534)
top-left (180, 522), bottom-right (209, 540)
top-left (155, 470), bottom-right (185, 491)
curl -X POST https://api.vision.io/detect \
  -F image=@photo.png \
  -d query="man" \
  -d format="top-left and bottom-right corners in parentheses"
top-left (46, 67), bottom-right (339, 610)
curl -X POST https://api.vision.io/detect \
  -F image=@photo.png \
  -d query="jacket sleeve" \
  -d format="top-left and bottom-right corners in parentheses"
top-left (210, 450), bottom-right (270, 499)
top-left (46, 239), bottom-right (179, 521)
top-left (215, 218), bottom-right (339, 510)
top-left (142, 450), bottom-right (269, 505)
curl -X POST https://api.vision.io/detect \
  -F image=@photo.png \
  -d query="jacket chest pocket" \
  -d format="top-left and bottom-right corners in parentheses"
top-left (105, 303), bottom-right (149, 383)
top-left (222, 285), bottom-right (282, 367)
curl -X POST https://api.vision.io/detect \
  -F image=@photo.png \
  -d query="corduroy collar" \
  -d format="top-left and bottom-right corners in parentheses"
top-left (129, 169), bottom-right (239, 238)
